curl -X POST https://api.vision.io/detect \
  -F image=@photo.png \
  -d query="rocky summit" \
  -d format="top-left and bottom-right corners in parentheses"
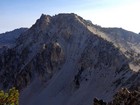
top-left (0, 13), bottom-right (140, 105)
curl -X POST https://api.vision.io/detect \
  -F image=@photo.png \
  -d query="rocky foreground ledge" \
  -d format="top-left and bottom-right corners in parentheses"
top-left (93, 88), bottom-right (140, 105)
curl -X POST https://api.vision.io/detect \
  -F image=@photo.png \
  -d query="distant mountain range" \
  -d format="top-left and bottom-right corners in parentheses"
top-left (0, 13), bottom-right (140, 105)
top-left (0, 28), bottom-right (28, 48)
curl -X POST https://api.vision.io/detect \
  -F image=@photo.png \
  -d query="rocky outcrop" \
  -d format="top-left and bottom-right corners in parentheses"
top-left (0, 41), bottom-right (65, 90)
top-left (93, 88), bottom-right (140, 105)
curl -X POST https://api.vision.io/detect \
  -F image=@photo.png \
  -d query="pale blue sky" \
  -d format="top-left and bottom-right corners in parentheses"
top-left (0, 0), bottom-right (140, 33)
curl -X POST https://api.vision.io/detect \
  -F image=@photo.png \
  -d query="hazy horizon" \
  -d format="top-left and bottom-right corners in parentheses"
top-left (0, 0), bottom-right (140, 33)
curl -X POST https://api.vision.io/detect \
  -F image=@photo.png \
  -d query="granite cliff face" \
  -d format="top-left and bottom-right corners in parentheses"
top-left (0, 13), bottom-right (140, 105)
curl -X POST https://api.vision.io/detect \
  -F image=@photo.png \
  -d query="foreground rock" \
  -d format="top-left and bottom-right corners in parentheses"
top-left (93, 88), bottom-right (140, 105)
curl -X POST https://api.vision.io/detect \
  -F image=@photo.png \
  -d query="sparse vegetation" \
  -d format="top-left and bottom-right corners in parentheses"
top-left (0, 87), bottom-right (19, 105)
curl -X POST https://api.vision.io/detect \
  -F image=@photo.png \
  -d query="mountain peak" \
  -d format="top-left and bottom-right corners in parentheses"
top-left (30, 13), bottom-right (85, 33)
top-left (31, 14), bottom-right (52, 32)
top-left (40, 14), bottom-right (51, 20)
top-left (55, 13), bottom-right (77, 17)
top-left (1, 13), bottom-right (140, 105)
